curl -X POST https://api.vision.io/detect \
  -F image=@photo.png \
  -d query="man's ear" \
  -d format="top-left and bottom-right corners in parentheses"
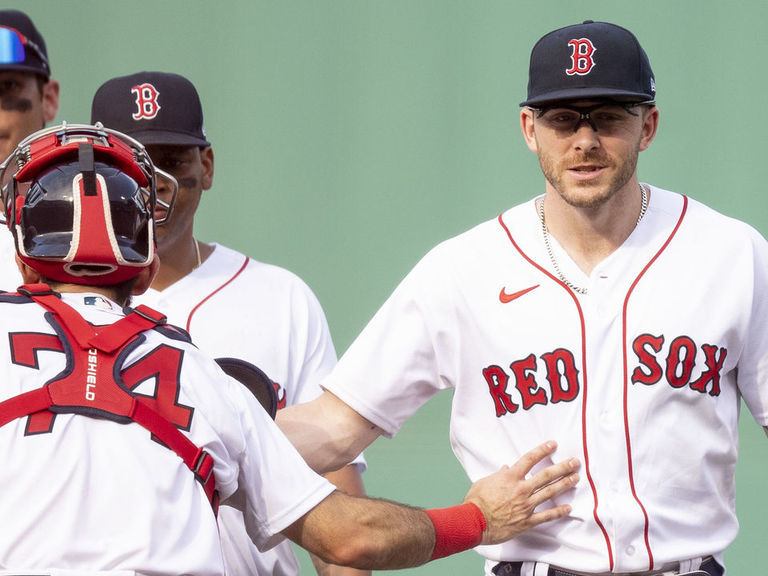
top-left (200, 146), bottom-right (214, 191)
top-left (639, 106), bottom-right (659, 152)
top-left (520, 108), bottom-right (539, 153)
top-left (42, 79), bottom-right (60, 124)
top-left (131, 256), bottom-right (160, 296)
top-left (16, 254), bottom-right (41, 285)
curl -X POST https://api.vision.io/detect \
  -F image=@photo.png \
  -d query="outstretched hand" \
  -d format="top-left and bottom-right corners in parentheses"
top-left (464, 441), bottom-right (580, 545)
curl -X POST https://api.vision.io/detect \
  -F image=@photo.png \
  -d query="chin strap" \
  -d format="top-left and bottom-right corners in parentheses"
top-left (0, 283), bottom-right (219, 515)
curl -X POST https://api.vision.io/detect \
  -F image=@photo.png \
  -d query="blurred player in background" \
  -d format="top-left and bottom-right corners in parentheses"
top-left (92, 71), bottom-right (368, 576)
top-left (0, 9), bottom-right (58, 288)
top-left (278, 20), bottom-right (768, 576)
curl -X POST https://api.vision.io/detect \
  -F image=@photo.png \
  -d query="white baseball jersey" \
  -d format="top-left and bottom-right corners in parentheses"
top-left (0, 290), bottom-right (335, 574)
top-left (323, 185), bottom-right (768, 575)
top-left (133, 242), bottom-right (357, 576)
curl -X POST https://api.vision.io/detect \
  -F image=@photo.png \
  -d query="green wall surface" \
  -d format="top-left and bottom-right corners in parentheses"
top-left (16, 1), bottom-right (767, 574)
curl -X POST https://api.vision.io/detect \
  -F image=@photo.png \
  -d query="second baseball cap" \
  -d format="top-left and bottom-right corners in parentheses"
top-left (520, 20), bottom-right (655, 108)
top-left (91, 71), bottom-right (210, 147)
top-left (0, 10), bottom-right (50, 79)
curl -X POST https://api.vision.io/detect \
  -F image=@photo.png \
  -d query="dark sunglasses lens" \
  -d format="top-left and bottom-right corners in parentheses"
top-left (0, 27), bottom-right (26, 65)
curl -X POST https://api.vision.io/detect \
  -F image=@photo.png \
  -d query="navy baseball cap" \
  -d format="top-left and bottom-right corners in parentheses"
top-left (0, 10), bottom-right (50, 79)
top-left (91, 71), bottom-right (210, 147)
top-left (521, 20), bottom-right (655, 107)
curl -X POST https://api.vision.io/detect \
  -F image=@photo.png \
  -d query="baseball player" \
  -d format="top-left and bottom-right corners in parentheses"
top-left (90, 71), bottom-right (368, 576)
top-left (277, 20), bottom-right (768, 576)
top-left (0, 9), bottom-right (59, 288)
top-left (0, 122), bottom-right (580, 574)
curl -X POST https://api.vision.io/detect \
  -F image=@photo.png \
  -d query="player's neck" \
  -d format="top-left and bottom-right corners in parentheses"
top-left (541, 181), bottom-right (649, 275)
top-left (45, 283), bottom-right (129, 307)
top-left (151, 237), bottom-right (211, 291)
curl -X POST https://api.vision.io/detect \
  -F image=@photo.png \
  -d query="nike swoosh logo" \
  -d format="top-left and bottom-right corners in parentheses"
top-left (499, 284), bottom-right (540, 303)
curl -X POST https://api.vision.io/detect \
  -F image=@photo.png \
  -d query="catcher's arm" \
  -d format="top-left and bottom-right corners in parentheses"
top-left (281, 441), bottom-right (579, 570)
top-left (310, 464), bottom-right (371, 576)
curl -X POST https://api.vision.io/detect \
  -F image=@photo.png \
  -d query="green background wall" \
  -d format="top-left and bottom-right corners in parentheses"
top-left (16, 1), bottom-right (767, 574)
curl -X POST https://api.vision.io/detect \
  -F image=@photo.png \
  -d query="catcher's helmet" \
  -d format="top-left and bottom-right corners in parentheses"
top-left (0, 123), bottom-right (178, 285)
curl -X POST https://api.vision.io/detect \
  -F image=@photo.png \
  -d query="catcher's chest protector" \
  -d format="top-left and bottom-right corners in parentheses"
top-left (0, 284), bottom-right (219, 515)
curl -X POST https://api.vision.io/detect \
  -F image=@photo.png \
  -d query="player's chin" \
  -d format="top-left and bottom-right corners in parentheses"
top-left (560, 182), bottom-right (615, 208)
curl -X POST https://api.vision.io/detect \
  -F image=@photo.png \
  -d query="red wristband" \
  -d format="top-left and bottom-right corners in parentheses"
top-left (424, 502), bottom-right (487, 560)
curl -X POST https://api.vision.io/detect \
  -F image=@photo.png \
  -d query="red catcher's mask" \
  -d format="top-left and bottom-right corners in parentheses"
top-left (0, 123), bottom-right (178, 286)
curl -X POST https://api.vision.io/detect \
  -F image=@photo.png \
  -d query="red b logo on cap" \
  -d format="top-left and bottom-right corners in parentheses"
top-left (131, 83), bottom-right (161, 120)
top-left (566, 38), bottom-right (596, 76)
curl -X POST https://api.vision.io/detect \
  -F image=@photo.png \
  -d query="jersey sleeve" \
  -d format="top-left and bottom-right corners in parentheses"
top-left (232, 381), bottom-right (336, 551)
top-left (322, 248), bottom-right (453, 438)
top-left (284, 277), bottom-right (338, 406)
top-left (174, 347), bottom-right (336, 551)
top-left (734, 226), bottom-right (768, 426)
top-left (284, 277), bottom-right (370, 469)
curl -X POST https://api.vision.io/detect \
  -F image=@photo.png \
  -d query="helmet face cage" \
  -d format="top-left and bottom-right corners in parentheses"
top-left (0, 123), bottom-right (179, 285)
top-left (0, 123), bottom-right (178, 227)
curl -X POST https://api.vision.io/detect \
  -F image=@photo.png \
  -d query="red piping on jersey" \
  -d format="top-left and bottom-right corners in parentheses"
top-left (621, 195), bottom-right (688, 571)
top-left (185, 255), bottom-right (250, 332)
top-left (497, 212), bottom-right (615, 569)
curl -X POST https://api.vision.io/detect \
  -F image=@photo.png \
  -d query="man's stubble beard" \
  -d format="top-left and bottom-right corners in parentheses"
top-left (537, 139), bottom-right (641, 209)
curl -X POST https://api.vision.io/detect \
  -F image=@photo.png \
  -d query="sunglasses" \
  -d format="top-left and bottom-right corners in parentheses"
top-left (0, 25), bottom-right (49, 75)
top-left (530, 100), bottom-right (655, 135)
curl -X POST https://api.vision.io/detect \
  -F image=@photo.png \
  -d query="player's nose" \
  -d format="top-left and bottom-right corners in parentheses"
top-left (572, 122), bottom-right (601, 151)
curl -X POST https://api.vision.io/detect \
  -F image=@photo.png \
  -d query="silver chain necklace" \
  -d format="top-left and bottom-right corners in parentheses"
top-left (538, 184), bottom-right (648, 295)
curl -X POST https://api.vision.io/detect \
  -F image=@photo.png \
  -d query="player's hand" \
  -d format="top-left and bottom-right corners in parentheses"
top-left (463, 441), bottom-right (580, 545)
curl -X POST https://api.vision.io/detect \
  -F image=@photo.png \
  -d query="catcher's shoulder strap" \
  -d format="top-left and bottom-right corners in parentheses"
top-left (16, 283), bottom-right (168, 352)
top-left (0, 283), bottom-right (219, 514)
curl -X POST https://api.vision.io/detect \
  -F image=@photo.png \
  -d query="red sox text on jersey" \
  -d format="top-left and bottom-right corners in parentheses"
top-left (484, 335), bottom-right (727, 417)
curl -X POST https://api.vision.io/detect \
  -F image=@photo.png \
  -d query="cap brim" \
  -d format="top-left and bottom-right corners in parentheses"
top-left (119, 129), bottom-right (210, 147)
top-left (0, 62), bottom-right (49, 79)
top-left (520, 88), bottom-right (654, 107)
